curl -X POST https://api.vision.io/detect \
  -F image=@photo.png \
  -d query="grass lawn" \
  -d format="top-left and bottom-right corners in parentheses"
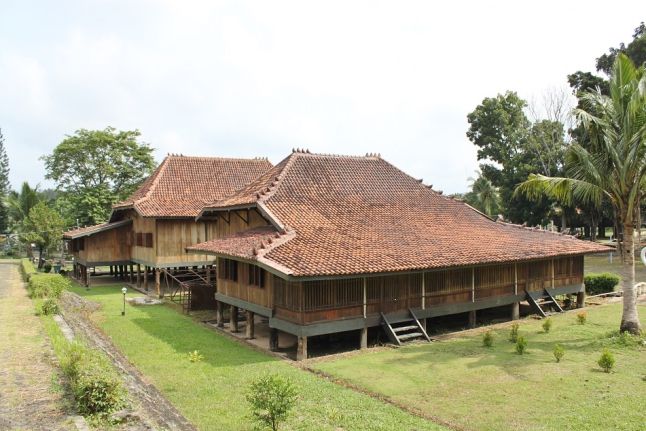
top-left (585, 253), bottom-right (646, 282)
top-left (313, 303), bottom-right (646, 431)
top-left (68, 283), bottom-right (445, 431)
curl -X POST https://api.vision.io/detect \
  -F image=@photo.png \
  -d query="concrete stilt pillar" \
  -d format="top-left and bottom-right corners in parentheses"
top-left (468, 310), bottom-right (476, 329)
top-left (155, 268), bottom-right (161, 298)
top-left (360, 327), bottom-right (368, 349)
top-left (216, 301), bottom-right (224, 327)
top-left (85, 266), bottom-right (90, 288)
top-left (296, 336), bottom-right (308, 361)
top-left (136, 264), bottom-right (141, 287)
top-left (245, 311), bottom-right (255, 339)
top-left (143, 266), bottom-right (149, 291)
top-left (269, 328), bottom-right (279, 351)
top-left (511, 302), bottom-right (520, 320)
top-left (576, 290), bottom-right (586, 308)
top-left (230, 305), bottom-right (239, 332)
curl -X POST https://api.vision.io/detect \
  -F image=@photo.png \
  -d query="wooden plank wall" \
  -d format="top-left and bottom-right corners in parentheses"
top-left (83, 224), bottom-right (132, 263)
top-left (131, 214), bottom-right (156, 264)
top-left (217, 258), bottom-right (273, 308)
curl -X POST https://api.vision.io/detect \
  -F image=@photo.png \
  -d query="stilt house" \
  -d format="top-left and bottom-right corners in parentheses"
top-left (187, 150), bottom-right (609, 359)
top-left (65, 154), bottom-right (273, 298)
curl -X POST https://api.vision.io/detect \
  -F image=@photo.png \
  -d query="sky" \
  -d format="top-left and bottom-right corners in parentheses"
top-left (0, 1), bottom-right (643, 194)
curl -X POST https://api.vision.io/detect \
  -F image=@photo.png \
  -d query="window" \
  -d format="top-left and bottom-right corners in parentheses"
top-left (144, 233), bottom-right (154, 248)
top-left (136, 233), bottom-right (143, 246)
top-left (220, 258), bottom-right (238, 282)
top-left (135, 232), bottom-right (153, 248)
top-left (248, 264), bottom-right (265, 288)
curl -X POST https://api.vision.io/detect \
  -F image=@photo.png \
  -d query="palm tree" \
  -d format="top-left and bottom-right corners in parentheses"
top-left (467, 172), bottom-right (500, 217)
top-left (5, 182), bottom-right (42, 230)
top-left (516, 53), bottom-right (645, 334)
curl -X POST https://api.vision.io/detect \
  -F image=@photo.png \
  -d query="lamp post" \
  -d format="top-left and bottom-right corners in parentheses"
top-left (121, 287), bottom-right (127, 316)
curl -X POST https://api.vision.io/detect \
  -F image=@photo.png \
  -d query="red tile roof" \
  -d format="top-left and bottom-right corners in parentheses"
top-left (112, 155), bottom-right (273, 218)
top-left (190, 151), bottom-right (610, 277)
top-left (63, 219), bottom-right (132, 239)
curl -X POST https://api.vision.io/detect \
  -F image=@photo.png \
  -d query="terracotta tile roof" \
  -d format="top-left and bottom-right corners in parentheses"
top-left (113, 155), bottom-right (273, 218)
top-left (191, 150), bottom-right (610, 277)
top-left (63, 219), bottom-right (132, 239)
top-left (186, 226), bottom-right (282, 260)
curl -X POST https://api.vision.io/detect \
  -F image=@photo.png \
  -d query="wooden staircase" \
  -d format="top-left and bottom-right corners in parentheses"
top-left (525, 288), bottom-right (564, 318)
top-left (381, 308), bottom-right (431, 346)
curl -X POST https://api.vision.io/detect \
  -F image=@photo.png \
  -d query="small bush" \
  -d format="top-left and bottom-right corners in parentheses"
top-left (246, 374), bottom-right (297, 431)
top-left (482, 331), bottom-right (494, 347)
top-left (597, 349), bottom-right (615, 373)
top-left (509, 323), bottom-right (519, 342)
top-left (61, 342), bottom-right (126, 416)
top-left (576, 311), bottom-right (587, 325)
top-left (38, 298), bottom-right (59, 315)
top-left (188, 350), bottom-right (204, 363)
top-left (584, 273), bottom-right (620, 295)
top-left (43, 262), bottom-right (52, 273)
top-left (542, 318), bottom-right (553, 333)
top-left (515, 336), bottom-right (528, 355)
top-left (28, 274), bottom-right (70, 299)
top-left (553, 344), bottom-right (565, 362)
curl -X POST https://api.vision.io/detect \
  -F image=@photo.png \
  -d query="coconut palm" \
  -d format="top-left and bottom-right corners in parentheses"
top-left (466, 172), bottom-right (500, 217)
top-left (516, 53), bottom-right (645, 334)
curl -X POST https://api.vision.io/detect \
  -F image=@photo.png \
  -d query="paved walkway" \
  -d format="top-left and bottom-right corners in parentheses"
top-left (0, 263), bottom-right (73, 430)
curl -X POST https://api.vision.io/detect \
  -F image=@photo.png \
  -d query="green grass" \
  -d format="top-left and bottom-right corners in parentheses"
top-left (68, 284), bottom-right (444, 431)
top-left (313, 304), bottom-right (646, 431)
top-left (585, 253), bottom-right (646, 281)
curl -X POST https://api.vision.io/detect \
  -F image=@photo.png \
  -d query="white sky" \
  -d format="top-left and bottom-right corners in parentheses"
top-left (0, 1), bottom-right (642, 193)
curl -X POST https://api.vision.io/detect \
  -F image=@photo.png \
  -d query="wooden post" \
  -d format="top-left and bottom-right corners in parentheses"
top-left (468, 310), bottom-right (476, 328)
top-left (360, 327), bottom-right (368, 349)
top-left (143, 266), bottom-right (149, 291)
top-left (85, 266), bottom-right (90, 288)
top-left (551, 258), bottom-right (555, 290)
top-left (109, 265), bottom-right (113, 276)
top-left (576, 290), bottom-right (586, 308)
top-left (216, 301), bottom-right (224, 327)
top-left (155, 268), bottom-right (161, 298)
top-left (362, 277), bottom-right (367, 318)
top-left (421, 271), bottom-right (426, 309)
top-left (206, 265), bottom-right (211, 284)
top-left (245, 311), bottom-right (255, 339)
top-left (136, 264), bottom-right (141, 287)
top-left (269, 328), bottom-right (279, 351)
top-left (514, 263), bottom-right (518, 295)
top-left (129, 264), bottom-right (134, 283)
top-left (511, 302), bottom-right (520, 320)
top-left (471, 267), bottom-right (475, 302)
top-left (230, 305), bottom-right (239, 332)
top-left (296, 336), bottom-right (308, 361)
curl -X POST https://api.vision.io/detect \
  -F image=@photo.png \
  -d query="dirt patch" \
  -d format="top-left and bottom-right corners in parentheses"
top-left (58, 291), bottom-right (196, 431)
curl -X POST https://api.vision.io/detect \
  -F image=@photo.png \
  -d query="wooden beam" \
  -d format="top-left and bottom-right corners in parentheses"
top-left (296, 336), bottom-right (308, 361)
top-left (245, 311), bottom-right (255, 339)
top-left (468, 310), bottom-right (476, 329)
top-left (136, 264), bottom-right (141, 287)
top-left (230, 305), bottom-right (239, 332)
top-left (233, 210), bottom-right (249, 225)
top-left (143, 266), bottom-right (149, 291)
top-left (269, 328), bottom-right (279, 351)
top-left (216, 301), bottom-right (224, 328)
top-left (155, 268), bottom-right (161, 298)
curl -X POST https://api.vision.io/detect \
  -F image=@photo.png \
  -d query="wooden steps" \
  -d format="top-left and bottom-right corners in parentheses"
top-left (381, 308), bottom-right (431, 346)
top-left (525, 288), bottom-right (564, 318)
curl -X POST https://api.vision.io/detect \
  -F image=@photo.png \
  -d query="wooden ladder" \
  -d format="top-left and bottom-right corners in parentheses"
top-left (381, 309), bottom-right (431, 346)
top-left (525, 288), bottom-right (564, 318)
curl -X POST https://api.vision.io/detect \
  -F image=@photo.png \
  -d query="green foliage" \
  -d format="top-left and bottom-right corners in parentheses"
top-left (60, 341), bottom-right (127, 416)
top-left (584, 273), bottom-right (621, 295)
top-left (553, 344), bottom-right (565, 363)
top-left (577, 311), bottom-right (587, 325)
top-left (188, 350), bottom-right (204, 363)
top-left (43, 262), bottom-right (52, 273)
top-left (465, 172), bottom-right (500, 216)
top-left (509, 323), bottom-right (519, 342)
top-left (246, 374), bottom-right (298, 431)
top-left (0, 128), bottom-right (10, 232)
top-left (20, 258), bottom-right (36, 281)
top-left (596, 22), bottom-right (646, 76)
top-left (38, 298), bottom-right (59, 315)
top-left (482, 330), bottom-right (494, 347)
top-left (5, 182), bottom-right (46, 234)
top-left (597, 349), bottom-right (615, 373)
top-left (21, 201), bottom-right (64, 256)
top-left (41, 127), bottom-right (155, 225)
top-left (515, 336), bottom-right (528, 355)
top-left (600, 330), bottom-right (644, 348)
top-left (28, 273), bottom-right (70, 299)
top-left (542, 318), bottom-right (553, 333)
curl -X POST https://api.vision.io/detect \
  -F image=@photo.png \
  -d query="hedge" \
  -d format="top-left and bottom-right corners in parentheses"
top-left (20, 258), bottom-right (37, 281)
top-left (60, 341), bottom-right (127, 416)
top-left (584, 272), bottom-right (621, 296)
top-left (28, 273), bottom-right (71, 299)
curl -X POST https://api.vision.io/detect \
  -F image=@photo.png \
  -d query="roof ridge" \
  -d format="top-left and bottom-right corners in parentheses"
top-left (290, 148), bottom-right (381, 159)
top-left (165, 154), bottom-right (270, 162)
top-left (496, 220), bottom-right (575, 238)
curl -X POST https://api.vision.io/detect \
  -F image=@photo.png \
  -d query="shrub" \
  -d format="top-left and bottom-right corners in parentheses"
top-left (20, 258), bottom-right (37, 281)
top-left (43, 262), bottom-right (52, 273)
top-left (597, 349), bottom-right (615, 373)
top-left (576, 311), bottom-right (587, 325)
top-left (38, 298), bottom-right (59, 315)
top-left (553, 344), bottom-right (565, 362)
top-left (542, 318), bottom-right (553, 333)
top-left (246, 374), bottom-right (297, 431)
top-left (188, 350), bottom-right (204, 363)
top-left (482, 331), bottom-right (494, 347)
top-left (509, 323), bottom-right (519, 342)
top-left (28, 274), bottom-right (70, 299)
top-left (61, 342), bottom-right (126, 416)
top-left (584, 273), bottom-right (621, 295)
top-left (515, 336), bottom-right (528, 355)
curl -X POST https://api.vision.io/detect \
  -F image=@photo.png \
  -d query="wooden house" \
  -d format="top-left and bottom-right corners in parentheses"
top-left (187, 150), bottom-right (609, 359)
top-left (64, 154), bottom-right (273, 296)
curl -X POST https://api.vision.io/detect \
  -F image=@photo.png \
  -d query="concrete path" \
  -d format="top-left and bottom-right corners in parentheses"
top-left (0, 263), bottom-right (74, 430)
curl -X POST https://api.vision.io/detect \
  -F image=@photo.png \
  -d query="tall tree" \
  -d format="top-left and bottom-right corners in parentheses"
top-left (464, 172), bottom-right (500, 217)
top-left (466, 91), bottom-right (557, 224)
top-left (517, 54), bottom-right (645, 334)
top-left (5, 182), bottom-right (43, 230)
top-left (0, 129), bottom-right (11, 232)
top-left (42, 127), bottom-right (155, 225)
top-left (596, 22), bottom-right (646, 75)
top-left (21, 201), bottom-right (64, 267)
